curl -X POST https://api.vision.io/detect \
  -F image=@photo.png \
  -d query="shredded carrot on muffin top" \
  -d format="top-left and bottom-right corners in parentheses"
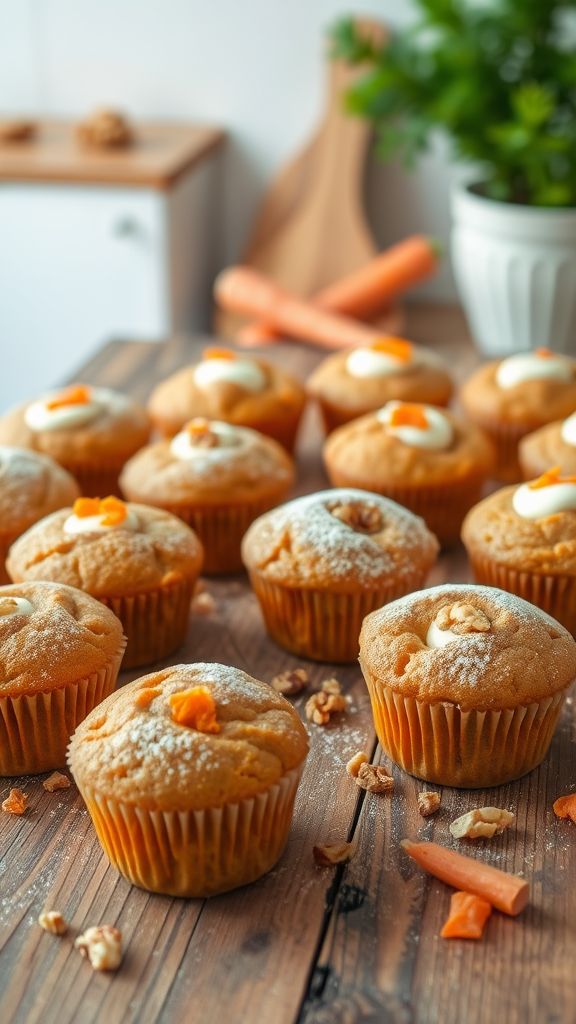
top-left (535, 347), bottom-right (553, 358)
top-left (46, 385), bottom-right (92, 409)
top-left (529, 466), bottom-right (576, 490)
top-left (72, 495), bottom-right (128, 527)
top-left (169, 687), bottom-right (221, 733)
top-left (202, 346), bottom-right (236, 362)
top-left (370, 337), bottom-right (412, 362)
top-left (389, 403), bottom-right (429, 430)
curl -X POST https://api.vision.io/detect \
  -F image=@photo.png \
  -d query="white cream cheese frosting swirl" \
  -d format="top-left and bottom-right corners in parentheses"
top-left (496, 350), bottom-right (573, 389)
top-left (376, 401), bottom-right (453, 451)
top-left (513, 469), bottom-right (576, 519)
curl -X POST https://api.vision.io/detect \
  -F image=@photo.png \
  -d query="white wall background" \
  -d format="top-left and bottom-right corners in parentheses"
top-left (0, 0), bottom-right (458, 302)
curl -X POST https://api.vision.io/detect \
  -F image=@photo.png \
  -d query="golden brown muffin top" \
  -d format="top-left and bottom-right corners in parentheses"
top-left (324, 405), bottom-right (494, 486)
top-left (0, 384), bottom-right (150, 462)
top-left (519, 418), bottom-right (576, 477)
top-left (0, 581), bottom-right (124, 697)
top-left (0, 446), bottom-right (80, 537)
top-left (461, 479), bottom-right (576, 574)
top-left (460, 355), bottom-right (576, 427)
top-left (68, 662), bottom-right (309, 811)
top-left (147, 349), bottom-right (306, 436)
top-left (359, 583), bottom-right (576, 710)
top-left (241, 488), bottom-right (438, 591)
top-left (306, 342), bottom-right (453, 412)
top-left (120, 419), bottom-right (294, 505)
top-left (7, 500), bottom-right (203, 597)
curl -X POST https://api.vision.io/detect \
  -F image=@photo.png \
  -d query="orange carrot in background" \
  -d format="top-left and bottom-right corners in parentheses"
top-left (215, 266), bottom-right (386, 350)
top-left (401, 839), bottom-right (529, 916)
top-left (235, 235), bottom-right (440, 347)
top-left (440, 891), bottom-right (492, 939)
top-left (553, 794), bottom-right (576, 822)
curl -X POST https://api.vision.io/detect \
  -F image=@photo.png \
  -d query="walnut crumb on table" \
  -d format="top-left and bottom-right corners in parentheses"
top-left (191, 591), bottom-right (216, 616)
top-left (270, 668), bottom-right (309, 696)
top-left (43, 772), bottom-right (71, 792)
top-left (38, 911), bottom-right (68, 935)
top-left (313, 841), bottom-right (356, 866)
top-left (450, 807), bottom-right (514, 840)
top-left (355, 764), bottom-right (394, 794)
top-left (2, 788), bottom-right (28, 814)
top-left (75, 926), bottom-right (123, 972)
top-left (418, 791), bottom-right (441, 817)
top-left (305, 678), bottom-right (348, 725)
top-left (346, 751), bottom-right (368, 778)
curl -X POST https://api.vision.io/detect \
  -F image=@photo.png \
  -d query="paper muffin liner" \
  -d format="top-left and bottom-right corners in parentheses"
top-left (0, 534), bottom-right (12, 584)
top-left (101, 576), bottom-right (197, 670)
top-left (151, 494), bottom-right (289, 575)
top-left (325, 469), bottom-right (485, 547)
top-left (75, 763), bottom-right (304, 897)
top-left (361, 661), bottom-right (568, 788)
top-left (0, 640), bottom-right (125, 776)
top-left (467, 554), bottom-right (576, 638)
top-left (249, 571), bottom-right (428, 662)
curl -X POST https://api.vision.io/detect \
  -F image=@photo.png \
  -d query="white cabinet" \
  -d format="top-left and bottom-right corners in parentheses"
top-left (0, 120), bottom-right (224, 409)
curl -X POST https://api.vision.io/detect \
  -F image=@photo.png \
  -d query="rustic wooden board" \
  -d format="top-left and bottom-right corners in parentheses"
top-left (1, 306), bottom-right (573, 1024)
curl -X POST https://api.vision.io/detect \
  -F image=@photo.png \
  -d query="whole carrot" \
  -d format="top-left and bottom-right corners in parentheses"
top-left (401, 839), bottom-right (529, 917)
top-left (235, 236), bottom-right (439, 347)
top-left (215, 267), bottom-right (385, 350)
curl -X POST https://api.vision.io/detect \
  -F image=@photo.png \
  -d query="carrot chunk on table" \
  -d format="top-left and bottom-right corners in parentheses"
top-left (440, 891), bottom-right (492, 939)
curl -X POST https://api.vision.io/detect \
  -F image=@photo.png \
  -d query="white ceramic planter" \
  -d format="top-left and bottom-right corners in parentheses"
top-left (451, 183), bottom-right (576, 357)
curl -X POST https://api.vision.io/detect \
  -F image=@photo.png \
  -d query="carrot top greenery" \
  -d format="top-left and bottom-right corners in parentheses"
top-left (331, 1), bottom-right (576, 207)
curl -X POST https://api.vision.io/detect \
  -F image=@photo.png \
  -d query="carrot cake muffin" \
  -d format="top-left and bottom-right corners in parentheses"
top-left (323, 401), bottom-right (494, 545)
top-left (460, 348), bottom-right (576, 482)
top-left (519, 411), bottom-right (576, 479)
top-left (0, 446), bottom-right (79, 584)
top-left (0, 383), bottom-right (150, 495)
top-left (7, 497), bottom-right (203, 668)
top-left (147, 346), bottom-right (306, 452)
top-left (68, 662), bottom-right (309, 897)
top-left (241, 488), bottom-right (439, 662)
top-left (306, 337), bottom-right (453, 434)
top-left (462, 468), bottom-right (576, 636)
top-left (0, 580), bottom-right (125, 775)
top-left (359, 583), bottom-right (576, 787)
top-left (120, 418), bottom-right (294, 574)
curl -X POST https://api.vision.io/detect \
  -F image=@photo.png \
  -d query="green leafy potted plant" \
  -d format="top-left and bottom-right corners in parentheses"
top-left (332, 1), bottom-right (576, 355)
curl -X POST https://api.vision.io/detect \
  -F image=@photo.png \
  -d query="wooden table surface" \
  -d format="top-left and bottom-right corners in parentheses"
top-left (1, 305), bottom-right (574, 1024)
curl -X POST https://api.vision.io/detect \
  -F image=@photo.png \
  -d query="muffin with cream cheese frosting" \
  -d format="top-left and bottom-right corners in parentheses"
top-left (241, 487), bottom-right (439, 662)
top-left (323, 401), bottom-right (494, 545)
top-left (462, 467), bottom-right (576, 636)
top-left (120, 418), bottom-right (294, 573)
top-left (68, 662), bottom-right (309, 896)
top-left (0, 446), bottom-right (80, 583)
top-left (306, 336), bottom-right (453, 434)
top-left (7, 496), bottom-right (203, 668)
top-left (460, 348), bottom-right (576, 482)
top-left (147, 346), bottom-right (306, 452)
top-left (0, 580), bottom-right (125, 775)
top-left (0, 383), bottom-right (150, 496)
top-left (359, 583), bottom-right (576, 787)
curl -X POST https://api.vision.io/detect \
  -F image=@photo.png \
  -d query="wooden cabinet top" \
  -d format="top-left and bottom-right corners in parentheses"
top-left (0, 118), bottom-right (225, 189)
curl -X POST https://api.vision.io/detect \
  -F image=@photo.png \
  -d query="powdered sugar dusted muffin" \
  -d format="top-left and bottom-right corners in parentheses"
top-left (7, 496), bottom-right (203, 668)
top-left (359, 583), bottom-right (576, 787)
top-left (462, 467), bottom-right (576, 635)
top-left (0, 581), bottom-right (125, 774)
top-left (241, 488), bottom-right (439, 661)
top-left (306, 337), bottom-right (453, 434)
top-left (0, 446), bottom-right (79, 583)
top-left (323, 401), bottom-right (494, 545)
top-left (460, 348), bottom-right (576, 481)
top-left (120, 418), bottom-right (294, 573)
top-left (0, 383), bottom-right (150, 495)
top-left (68, 662), bottom-right (309, 896)
top-left (147, 346), bottom-right (306, 452)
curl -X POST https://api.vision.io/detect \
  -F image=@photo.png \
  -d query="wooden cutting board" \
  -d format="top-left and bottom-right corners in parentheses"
top-left (215, 19), bottom-right (403, 341)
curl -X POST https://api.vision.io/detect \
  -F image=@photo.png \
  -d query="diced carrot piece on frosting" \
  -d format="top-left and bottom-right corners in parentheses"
top-left (535, 347), bottom-right (553, 358)
top-left (169, 687), bottom-right (221, 733)
top-left (389, 403), bottom-right (428, 429)
top-left (46, 385), bottom-right (91, 409)
top-left (202, 346), bottom-right (236, 361)
top-left (370, 336), bottom-right (412, 361)
top-left (553, 794), bottom-right (576, 822)
top-left (529, 466), bottom-right (576, 490)
top-left (99, 496), bottom-right (128, 527)
top-left (440, 891), bottom-right (492, 939)
top-left (73, 497), bottom-right (101, 518)
top-left (186, 417), bottom-right (211, 435)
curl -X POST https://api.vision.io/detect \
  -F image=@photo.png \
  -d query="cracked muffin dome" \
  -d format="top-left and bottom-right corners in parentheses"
top-left (0, 446), bottom-right (80, 583)
top-left (0, 581), bottom-right (125, 774)
top-left (359, 583), bottom-right (576, 787)
top-left (242, 488), bottom-right (439, 662)
top-left (7, 497), bottom-right (203, 668)
top-left (68, 663), bottom-right (309, 896)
